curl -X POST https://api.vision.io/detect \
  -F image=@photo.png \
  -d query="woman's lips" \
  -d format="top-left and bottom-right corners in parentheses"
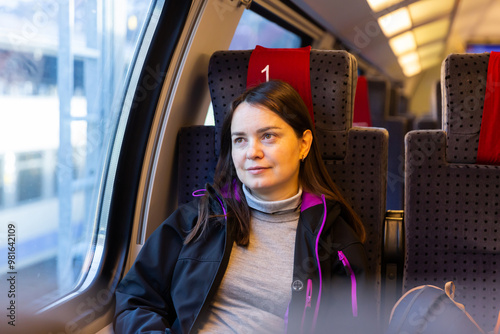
top-left (246, 166), bottom-right (270, 174)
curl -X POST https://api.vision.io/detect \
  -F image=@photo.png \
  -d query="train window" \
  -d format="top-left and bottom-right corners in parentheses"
top-left (0, 157), bottom-right (3, 206)
top-left (16, 152), bottom-right (44, 202)
top-left (204, 8), bottom-right (303, 126)
top-left (0, 0), bottom-right (154, 315)
top-left (229, 9), bottom-right (302, 50)
top-left (466, 43), bottom-right (500, 53)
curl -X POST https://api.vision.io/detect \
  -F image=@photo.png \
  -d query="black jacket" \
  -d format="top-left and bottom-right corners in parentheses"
top-left (114, 185), bottom-right (376, 333)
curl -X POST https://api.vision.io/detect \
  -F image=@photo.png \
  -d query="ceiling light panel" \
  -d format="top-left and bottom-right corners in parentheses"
top-left (378, 7), bottom-right (412, 37)
top-left (398, 51), bottom-right (419, 67)
top-left (409, 0), bottom-right (455, 26)
top-left (367, 0), bottom-right (404, 12)
top-left (389, 31), bottom-right (417, 56)
top-left (402, 62), bottom-right (421, 76)
top-left (413, 19), bottom-right (450, 45)
top-left (418, 42), bottom-right (444, 59)
top-left (398, 52), bottom-right (421, 77)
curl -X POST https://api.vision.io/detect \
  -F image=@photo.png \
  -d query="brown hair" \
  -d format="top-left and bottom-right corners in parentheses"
top-left (185, 80), bottom-right (365, 245)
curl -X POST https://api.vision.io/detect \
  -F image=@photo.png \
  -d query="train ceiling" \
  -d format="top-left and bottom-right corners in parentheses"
top-left (291, 0), bottom-right (500, 81)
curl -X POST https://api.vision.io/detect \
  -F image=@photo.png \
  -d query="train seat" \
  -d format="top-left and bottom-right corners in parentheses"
top-left (402, 52), bottom-right (500, 330)
top-left (177, 48), bottom-right (389, 330)
top-left (367, 79), bottom-right (408, 210)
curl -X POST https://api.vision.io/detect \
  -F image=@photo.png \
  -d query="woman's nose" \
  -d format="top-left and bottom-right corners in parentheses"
top-left (246, 141), bottom-right (263, 160)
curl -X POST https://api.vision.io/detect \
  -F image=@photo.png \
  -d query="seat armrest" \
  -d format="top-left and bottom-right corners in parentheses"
top-left (384, 210), bottom-right (404, 265)
top-left (381, 210), bottom-right (405, 329)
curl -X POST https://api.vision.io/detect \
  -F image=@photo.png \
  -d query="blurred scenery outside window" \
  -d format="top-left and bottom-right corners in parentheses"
top-left (0, 0), bottom-right (153, 309)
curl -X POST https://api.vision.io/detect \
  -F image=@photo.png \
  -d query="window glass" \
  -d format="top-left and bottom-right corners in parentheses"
top-left (204, 9), bottom-right (303, 125)
top-left (0, 0), bottom-right (154, 309)
top-left (229, 9), bottom-right (302, 50)
top-left (466, 44), bottom-right (500, 53)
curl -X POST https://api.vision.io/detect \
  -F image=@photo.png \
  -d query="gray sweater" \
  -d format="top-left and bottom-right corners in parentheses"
top-left (198, 186), bottom-right (302, 333)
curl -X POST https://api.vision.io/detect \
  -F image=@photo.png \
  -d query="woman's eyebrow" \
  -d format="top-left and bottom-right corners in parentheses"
top-left (231, 126), bottom-right (281, 137)
top-left (231, 131), bottom-right (246, 137)
top-left (256, 126), bottom-right (281, 133)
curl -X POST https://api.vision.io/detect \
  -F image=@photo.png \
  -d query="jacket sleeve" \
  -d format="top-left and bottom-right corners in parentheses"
top-left (113, 202), bottom-right (197, 334)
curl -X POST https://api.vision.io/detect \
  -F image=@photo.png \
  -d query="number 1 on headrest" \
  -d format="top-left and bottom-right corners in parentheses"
top-left (261, 65), bottom-right (269, 82)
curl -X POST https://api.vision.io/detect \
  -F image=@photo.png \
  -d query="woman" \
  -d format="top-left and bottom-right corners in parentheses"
top-left (114, 80), bottom-right (375, 333)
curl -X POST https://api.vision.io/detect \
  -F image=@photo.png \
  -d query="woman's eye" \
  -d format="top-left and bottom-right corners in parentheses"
top-left (233, 137), bottom-right (244, 144)
top-left (263, 133), bottom-right (274, 140)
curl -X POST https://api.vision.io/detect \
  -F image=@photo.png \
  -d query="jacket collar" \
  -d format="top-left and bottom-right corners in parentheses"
top-left (301, 192), bottom-right (323, 212)
top-left (299, 191), bottom-right (330, 235)
top-left (204, 183), bottom-right (228, 217)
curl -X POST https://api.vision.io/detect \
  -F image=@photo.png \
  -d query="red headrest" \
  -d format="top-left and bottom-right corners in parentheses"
top-left (247, 45), bottom-right (314, 123)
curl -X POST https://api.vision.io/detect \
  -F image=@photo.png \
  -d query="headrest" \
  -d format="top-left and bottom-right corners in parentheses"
top-left (476, 51), bottom-right (500, 165)
top-left (246, 45), bottom-right (314, 122)
top-left (442, 53), bottom-right (489, 163)
top-left (208, 48), bottom-right (357, 160)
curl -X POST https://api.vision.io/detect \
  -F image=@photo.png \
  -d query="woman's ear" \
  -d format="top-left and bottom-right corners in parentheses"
top-left (300, 129), bottom-right (313, 160)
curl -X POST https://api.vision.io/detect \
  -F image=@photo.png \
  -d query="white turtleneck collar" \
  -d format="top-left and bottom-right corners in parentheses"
top-left (242, 184), bottom-right (302, 215)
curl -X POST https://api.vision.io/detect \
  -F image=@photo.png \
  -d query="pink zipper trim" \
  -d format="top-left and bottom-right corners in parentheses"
top-left (305, 279), bottom-right (313, 308)
top-left (220, 180), bottom-right (241, 201)
top-left (215, 195), bottom-right (227, 218)
top-left (310, 194), bottom-right (327, 332)
top-left (192, 189), bottom-right (207, 197)
top-left (193, 189), bottom-right (227, 221)
top-left (300, 279), bottom-right (313, 333)
top-left (338, 250), bottom-right (358, 317)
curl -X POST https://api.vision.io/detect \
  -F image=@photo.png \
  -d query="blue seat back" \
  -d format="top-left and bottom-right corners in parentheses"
top-left (367, 79), bottom-right (408, 210)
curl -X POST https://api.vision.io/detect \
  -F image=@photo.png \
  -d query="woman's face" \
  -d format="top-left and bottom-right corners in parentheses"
top-left (231, 102), bottom-right (312, 201)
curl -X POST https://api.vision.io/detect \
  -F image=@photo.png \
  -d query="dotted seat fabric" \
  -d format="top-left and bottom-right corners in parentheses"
top-left (444, 53), bottom-right (489, 164)
top-left (177, 49), bottom-right (389, 316)
top-left (367, 79), bottom-right (408, 210)
top-left (177, 126), bottom-right (217, 202)
top-left (324, 127), bottom-right (387, 288)
top-left (403, 53), bottom-right (500, 330)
